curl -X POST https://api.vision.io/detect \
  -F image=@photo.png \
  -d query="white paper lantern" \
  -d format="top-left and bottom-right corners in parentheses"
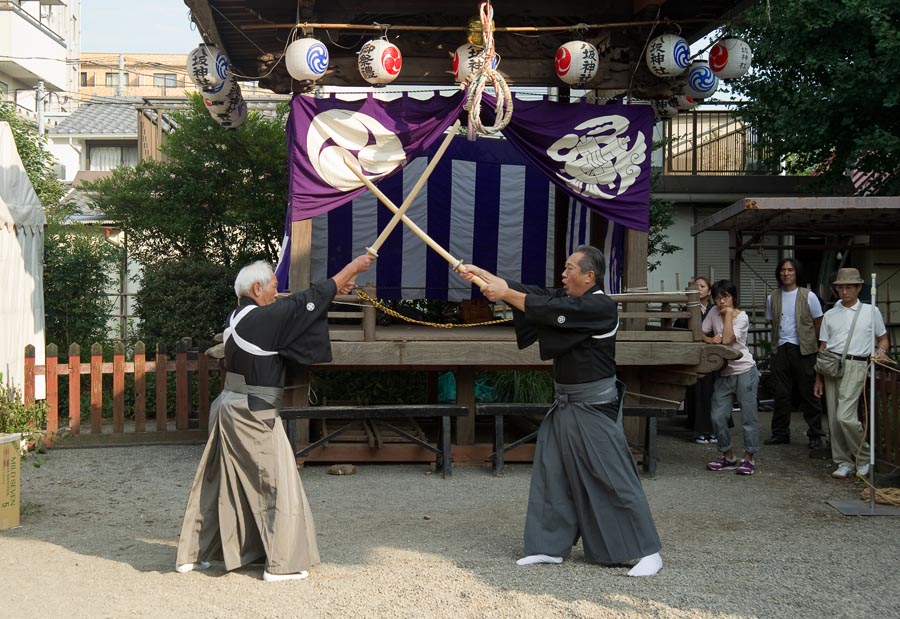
top-left (645, 34), bottom-right (690, 78)
top-left (670, 95), bottom-right (697, 111)
top-left (452, 43), bottom-right (499, 83)
top-left (285, 37), bottom-right (329, 82)
top-left (684, 59), bottom-right (719, 99)
top-left (652, 99), bottom-right (679, 120)
top-left (709, 38), bottom-right (752, 79)
top-left (217, 99), bottom-right (248, 129)
top-left (202, 72), bottom-right (239, 114)
top-left (187, 44), bottom-right (230, 88)
top-left (555, 41), bottom-right (599, 86)
top-left (358, 39), bottom-right (403, 85)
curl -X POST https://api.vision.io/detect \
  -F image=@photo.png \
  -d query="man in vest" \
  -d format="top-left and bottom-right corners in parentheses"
top-left (764, 258), bottom-right (826, 447)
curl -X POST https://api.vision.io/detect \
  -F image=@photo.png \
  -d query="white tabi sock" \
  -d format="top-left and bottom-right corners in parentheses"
top-left (263, 570), bottom-right (309, 582)
top-left (626, 552), bottom-right (663, 577)
top-left (175, 561), bottom-right (210, 573)
top-left (516, 554), bottom-right (564, 566)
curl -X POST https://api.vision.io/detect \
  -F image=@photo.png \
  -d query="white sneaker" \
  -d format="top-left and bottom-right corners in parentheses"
top-left (832, 464), bottom-right (854, 479)
top-left (627, 552), bottom-right (663, 577)
top-left (857, 463), bottom-right (870, 477)
top-left (175, 561), bottom-right (210, 573)
top-left (263, 570), bottom-right (309, 582)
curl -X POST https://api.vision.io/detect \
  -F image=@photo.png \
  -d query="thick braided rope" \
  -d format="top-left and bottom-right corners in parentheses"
top-left (462, 2), bottom-right (513, 137)
top-left (354, 287), bottom-right (511, 328)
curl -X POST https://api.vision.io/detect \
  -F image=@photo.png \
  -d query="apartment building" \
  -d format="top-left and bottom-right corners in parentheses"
top-left (0, 0), bottom-right (81, 125)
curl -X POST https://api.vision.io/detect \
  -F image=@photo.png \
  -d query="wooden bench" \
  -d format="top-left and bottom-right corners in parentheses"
top-left (476, 403), bottom-right (677, 477)
top-left (280, 405), bottom-right (468, 477)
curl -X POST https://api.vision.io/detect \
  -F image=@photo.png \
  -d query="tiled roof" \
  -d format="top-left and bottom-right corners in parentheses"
top-left (48, 100), bottom-right (141, 136)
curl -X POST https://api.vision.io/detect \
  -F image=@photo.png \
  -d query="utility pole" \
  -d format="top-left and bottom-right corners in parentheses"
top-left (36, 81), bottom-right (44, 134)
top-left (117, 53), bottom-right (125, 97)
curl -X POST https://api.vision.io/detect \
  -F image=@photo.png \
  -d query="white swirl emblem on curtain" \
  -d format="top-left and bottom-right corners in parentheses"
top-left (307, 110), bottom-right (407, 191)
top-left (546, 115), bottom-right (646, 200)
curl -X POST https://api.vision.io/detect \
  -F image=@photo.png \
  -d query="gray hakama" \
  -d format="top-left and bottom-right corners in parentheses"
top-left (523, 379), bottom-right (661, 564)
top-left (176, 280), bottom-right (337, 575)
top-left (504, 280), bottom-right (661, 564)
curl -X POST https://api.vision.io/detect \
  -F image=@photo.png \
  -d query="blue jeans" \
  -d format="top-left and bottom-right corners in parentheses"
top-left (711, 369), bottom-right (761, 455)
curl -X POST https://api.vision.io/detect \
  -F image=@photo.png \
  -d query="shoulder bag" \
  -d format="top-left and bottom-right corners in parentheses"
top-left (814, 306), bottom-right (861, 378)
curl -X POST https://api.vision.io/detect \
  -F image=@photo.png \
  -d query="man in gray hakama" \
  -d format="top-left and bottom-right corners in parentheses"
top-left (175, 254), bottom-right (374, 581)
top-left (462, 245), bottom-right (663, 576)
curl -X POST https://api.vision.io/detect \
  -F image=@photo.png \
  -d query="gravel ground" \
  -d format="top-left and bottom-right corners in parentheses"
top-left (2, 412), bottom-right (899, 619)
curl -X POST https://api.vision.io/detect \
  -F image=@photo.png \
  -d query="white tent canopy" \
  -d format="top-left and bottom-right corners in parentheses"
top-left (0, 121), bottom-right (46, 399)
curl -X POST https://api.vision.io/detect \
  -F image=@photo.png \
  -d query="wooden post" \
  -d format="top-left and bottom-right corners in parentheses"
top-left (156, 343), bottom-right (167, 431)
top-left (455, 367), bottom-right (476, 445)
top-left (24, 345), bottom-right (35, 406)
top-left (46, 344), bottom-right (58, 434)
top-left (176, 339), bottom-right (189, 431)
top-left (68, 343), bottom-right (81, 434)
top-left (623, 228), bottom-right (649, 331)
top-left (198, 351), bottom-right (210, 431)
top-left (362, 285), bottom-right (376, 342)
top-left (113, 342), bottom-right (125, 433)
top-left (287, 218), bottom-right (314, 449)
top-left (685, 289), bottom-right (701, 341)
top-left (134, 342), bottom-right (146, 432)
top-left (90, 343), bottom-right (103, 434)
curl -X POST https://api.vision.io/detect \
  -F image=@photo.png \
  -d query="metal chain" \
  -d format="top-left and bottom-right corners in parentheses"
top-left (353, 287), bottom-right (512, 328)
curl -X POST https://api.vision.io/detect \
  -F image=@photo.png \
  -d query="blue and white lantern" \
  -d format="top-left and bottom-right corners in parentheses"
top-left (285, 37), bottom-right (329, 82)
top-left (684, 59), bottom-right (719, 99)
top-left (188, 44), bottom-right (230, 88)
top-left (202, 72), bottom-right (239, 113)
top-left (555, 41), bottom-right (599, 86)
top-left (709, 38), bottom-right (752, 79)
top-left (645, 34), bottom-right (689, 78)
top-left (218, 99), bottom-right (247, 130)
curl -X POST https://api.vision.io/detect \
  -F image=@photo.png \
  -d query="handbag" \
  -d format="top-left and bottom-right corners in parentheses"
top-left (814, 306), bottom-right (861, 378)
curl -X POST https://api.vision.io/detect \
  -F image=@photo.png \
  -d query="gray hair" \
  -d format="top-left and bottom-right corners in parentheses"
top-left (234, 260), bottom-right (274, 298)
top-left (574, 245), bottom-right (606, 284)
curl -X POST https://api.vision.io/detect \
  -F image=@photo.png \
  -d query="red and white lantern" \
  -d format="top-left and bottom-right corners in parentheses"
top-left (285, 37), bottom-right (329, 82)
top-left (709, 38), bottom-right (752, 79)
top-left (452, 43), bottom-right (499, 83)
top-left (652, 99), bottom-right (679, 120)
top-left (188, 43), bottom-right (229, 88)
top-left (358, 39), bottom-right (403, 85)
top-left (669, 95), bottom-right (697, 111)
top-left (555, 41), bottom-right (599, 86)
top-left (645, 34), bottom-right (690, 78)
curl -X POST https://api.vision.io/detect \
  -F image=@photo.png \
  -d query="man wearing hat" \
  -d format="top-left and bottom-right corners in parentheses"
top-left (813, 268), bottom-right (889, 479)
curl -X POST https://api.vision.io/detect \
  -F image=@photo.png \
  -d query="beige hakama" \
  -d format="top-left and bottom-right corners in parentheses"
top-left (176, 382), bottom-right (319, 575)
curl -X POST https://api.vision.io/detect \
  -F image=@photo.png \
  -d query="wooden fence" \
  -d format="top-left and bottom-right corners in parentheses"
top-left (23, 340), bottom-right (220, 444)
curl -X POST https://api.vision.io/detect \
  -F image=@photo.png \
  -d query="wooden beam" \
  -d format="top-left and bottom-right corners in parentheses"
top-left (183, 0), bottom-right (227, 49)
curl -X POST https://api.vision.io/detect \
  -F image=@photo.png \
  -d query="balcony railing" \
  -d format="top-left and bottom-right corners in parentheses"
top-left (662, 103), bottom-right (780, 176)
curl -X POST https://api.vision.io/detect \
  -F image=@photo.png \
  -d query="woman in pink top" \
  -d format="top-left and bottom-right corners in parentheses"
top-left (701, 280), bottom-right (760, 475)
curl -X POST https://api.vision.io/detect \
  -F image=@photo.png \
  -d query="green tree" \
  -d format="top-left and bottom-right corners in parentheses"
top-left (733, 0), bottom-right (900, 193)
top-left (648, 196), bottom-right (680, 272)
top-left (85, 94), bottom-right (289, 269)
top-left (0, 103), bottom-right (66, 206)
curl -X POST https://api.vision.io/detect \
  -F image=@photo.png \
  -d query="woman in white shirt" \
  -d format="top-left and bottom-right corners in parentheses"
top-left (701, 280), bottom-right (760, 475)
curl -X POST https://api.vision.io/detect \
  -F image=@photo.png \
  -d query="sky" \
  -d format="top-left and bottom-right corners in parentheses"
top-left (80, 0), bottom-right (201, 54)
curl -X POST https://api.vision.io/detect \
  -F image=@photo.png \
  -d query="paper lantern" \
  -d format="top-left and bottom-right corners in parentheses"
top-left (670, 95), bottom-right (697, 111)
top-left (285, 37), bottom-right (329, 82)
top-left (652, 99), bottom-right (679, 120)
top-left (358, 39), bottom-right (403, 85)
top-left (684, 59), bottom-right (719, 99)
top-left (217, 99), bottom-right (248, 129)
top-left (202, 72), bottom-right (240, 114)
top-left (187, 44), bottom-right (229, 88)
top-left (645, 34), bottom-right (690, 77)
top-left (555, 41), bottom-right (599, 86)
top-left (709, 38), bottom-right (752, 79)
top-left (453, 43), bottom-right (499, 83)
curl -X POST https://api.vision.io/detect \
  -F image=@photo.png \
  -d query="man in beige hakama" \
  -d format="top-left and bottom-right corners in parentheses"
top-left (175, 254), bottom-right (374, 581)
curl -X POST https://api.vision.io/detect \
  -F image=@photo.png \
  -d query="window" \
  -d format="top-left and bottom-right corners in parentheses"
top-left (0, 81), bottom-right (7, 99)
top-left (152, 73), bottom-right (178, 88)
top-left (80, 72), bottom-right (88, 87)
top-left (88, 144), bottom-right (139, 171)
top-left (104, 72), bottom-right (130, 87)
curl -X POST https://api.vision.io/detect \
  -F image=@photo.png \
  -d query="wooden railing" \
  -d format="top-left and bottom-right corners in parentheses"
top-left (874, 367), bottom-right (900, 469)
top-left (24, 340), bottom-right (220, 440)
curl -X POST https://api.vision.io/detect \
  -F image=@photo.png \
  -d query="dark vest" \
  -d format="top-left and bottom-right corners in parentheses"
top-left (770, 287), bottom-right (818, 356)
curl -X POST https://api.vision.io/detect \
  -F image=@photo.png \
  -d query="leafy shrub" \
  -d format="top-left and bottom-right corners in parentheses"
top-left (0, 387), bottom-right (49, 458)
top-left (134, 259), bottom-right (235, 352)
